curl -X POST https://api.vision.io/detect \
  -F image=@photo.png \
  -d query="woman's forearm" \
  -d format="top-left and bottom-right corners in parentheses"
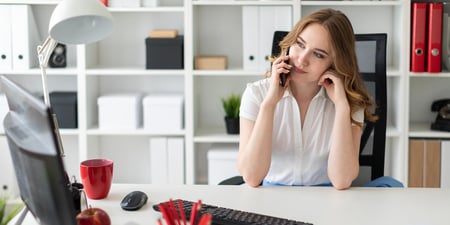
top-left (238, 100), bottom-right (276, 186)
top-left (327, 103), bottom-right (360, 190)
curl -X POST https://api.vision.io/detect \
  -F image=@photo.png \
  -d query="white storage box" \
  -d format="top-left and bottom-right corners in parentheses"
top-left (98, 94), bottom-right (142, 129)
top-left (108, 0), bottom-right (140, 7)
top-left (207, 144), bottom-right (239, 185)
top-left (142, 0), bottom-right (159, 7)
top-left (0, 94), bottom-right (8, 133)
top-left (143, 94), bottom-right (184, 132)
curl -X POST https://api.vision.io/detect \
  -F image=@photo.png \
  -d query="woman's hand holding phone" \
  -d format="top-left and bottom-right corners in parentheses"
top-left (265, 53), bottom-right (291, 106)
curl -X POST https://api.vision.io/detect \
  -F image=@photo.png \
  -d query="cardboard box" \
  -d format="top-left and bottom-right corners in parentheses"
top-left (50, 91), bottom-right (77, 128)
top-left (194, 56), bottom-right (227, 70)
top-left (98, 94), bottom-right (142, 129)
top-left (207, 144), bottom-right (239, 185)
top-left (149, 29), bottom-right (177, 38)
top-left (143, 94), bottom-right (184, 132)
top-left (146, 36), bottom-right (184, 69)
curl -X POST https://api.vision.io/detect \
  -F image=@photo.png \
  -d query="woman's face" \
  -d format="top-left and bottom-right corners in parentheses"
top-left (288, 23), bottom-right (334, 84)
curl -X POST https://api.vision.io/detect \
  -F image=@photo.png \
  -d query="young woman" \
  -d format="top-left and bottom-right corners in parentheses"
top-left (237, 8), bottom-right (402, 190)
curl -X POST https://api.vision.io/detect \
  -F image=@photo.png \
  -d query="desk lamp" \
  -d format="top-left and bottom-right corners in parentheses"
top-left (37, 0), bottom-right (113, 157)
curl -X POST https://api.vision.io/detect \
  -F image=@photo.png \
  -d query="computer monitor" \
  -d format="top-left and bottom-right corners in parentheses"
top-left (1, 76), bottom-right (78, 225)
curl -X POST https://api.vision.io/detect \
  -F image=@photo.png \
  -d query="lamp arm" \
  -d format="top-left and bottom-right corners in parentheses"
top-left (37, 36), bottom-right (65, 158)
top-left (37, 36), bottom-right (58, 107)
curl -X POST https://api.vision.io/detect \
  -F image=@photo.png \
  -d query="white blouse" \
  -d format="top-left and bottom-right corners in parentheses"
top-left (240, 78), bottom-right (364, 185)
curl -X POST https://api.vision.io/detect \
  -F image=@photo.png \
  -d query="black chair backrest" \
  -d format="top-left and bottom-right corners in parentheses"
top-left (354, 33), bottom-right (387, 181)
top-left (271, 31), bottom-right (388, 182)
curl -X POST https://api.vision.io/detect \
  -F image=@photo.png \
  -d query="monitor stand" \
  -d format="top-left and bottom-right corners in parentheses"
top-left (14, 207), bottom-right (28, 225)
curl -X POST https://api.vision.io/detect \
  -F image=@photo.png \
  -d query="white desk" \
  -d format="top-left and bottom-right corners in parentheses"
top-left (13, 184), bottom-right (450, 225)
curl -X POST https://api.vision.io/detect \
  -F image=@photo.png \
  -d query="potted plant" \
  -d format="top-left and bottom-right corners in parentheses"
top-left (0, 195), bottom-right (24, 225)
top-left (221, 93), bottom-right (241, 134)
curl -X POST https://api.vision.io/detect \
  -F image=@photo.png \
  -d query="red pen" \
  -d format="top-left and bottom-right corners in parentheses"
top-left (178, 199), bottom-right (187, 225)
top-left (168, 199), bottom-right (180, 225)
top-left (198, 213), bottom-right (212, 225)
top-left (159, 203), bottom-right (175, 225)
top-left (189, 201), bottom-right (201, 225)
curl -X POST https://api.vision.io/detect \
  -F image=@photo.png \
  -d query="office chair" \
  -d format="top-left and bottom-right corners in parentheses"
top-left (219, 31), bottom-right (387, 186)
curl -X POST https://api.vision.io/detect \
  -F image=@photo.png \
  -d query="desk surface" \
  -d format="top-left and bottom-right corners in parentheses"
top-left (14, 184), bottom-right (450, 225)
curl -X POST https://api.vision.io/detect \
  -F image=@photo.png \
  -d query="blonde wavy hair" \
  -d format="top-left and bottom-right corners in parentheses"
top-left (274, 8), bottom-right (377, 126)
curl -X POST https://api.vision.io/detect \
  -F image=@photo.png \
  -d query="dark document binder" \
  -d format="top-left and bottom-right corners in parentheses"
top-left (427, 2), bottom-right (443, 73)
top-left (411, 2), bottom-right (427, 72)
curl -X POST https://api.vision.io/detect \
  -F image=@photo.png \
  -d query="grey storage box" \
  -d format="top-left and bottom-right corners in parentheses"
top-left (50, 92), bottom-right (77, 128)
top-left (145, 36), bottom-right (184, 69)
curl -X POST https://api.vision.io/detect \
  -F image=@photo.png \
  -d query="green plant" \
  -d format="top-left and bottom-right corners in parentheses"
top-left (0, 195), bottom-right (24, 225)
top-left (221, 93), bottom-right (241, 119)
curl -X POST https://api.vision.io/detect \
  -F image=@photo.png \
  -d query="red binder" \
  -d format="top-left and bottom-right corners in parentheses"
top-left (427, 2), bottom-right (443, 73)
top-left (411, 2), bottom-right (427, 72)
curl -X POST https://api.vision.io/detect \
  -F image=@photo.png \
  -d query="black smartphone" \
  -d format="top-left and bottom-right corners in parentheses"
top-left (280, 47), bottom-right (290, 87)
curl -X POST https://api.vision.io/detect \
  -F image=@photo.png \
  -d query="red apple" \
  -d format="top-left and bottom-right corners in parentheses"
top-left (76, 207), bottom-right (111, 225)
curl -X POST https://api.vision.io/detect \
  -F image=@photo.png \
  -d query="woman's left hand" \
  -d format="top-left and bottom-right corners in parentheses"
top-left (318, 69), bottom-right (347, 105)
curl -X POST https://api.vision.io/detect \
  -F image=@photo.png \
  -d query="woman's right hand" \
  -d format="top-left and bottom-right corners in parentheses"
top-left (266, 55), bottom-right (291, 105)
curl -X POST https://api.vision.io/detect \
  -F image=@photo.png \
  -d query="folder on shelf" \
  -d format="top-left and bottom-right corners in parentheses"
top-left (258, 6), bottom-right (292, 72)
top-left (442, 13), bottom-right (450, 71)
top-left (427, 2), bottom-right (443, 73)
top-left (150, 137), bottom-right (168, 184)
top-left (11, 5), bottom-right (41, 70)
top-left (167, 137), bottom-right (184, 184)
top-left (441, 141), bottom-right (450, 188)
top-left (408, 139), bottom-right (441, 188)
top-left (242, 6), bottom-right (259, 71)
top-left (410, 2), bottom-right (427, 72)
top-left (242, 6), bottom-right (292, 72)
top-left (0, 5), bottom-right (12, 70)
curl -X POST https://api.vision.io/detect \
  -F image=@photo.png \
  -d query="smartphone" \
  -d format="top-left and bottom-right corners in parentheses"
top-left (280, 47), bottom-right (290, 87)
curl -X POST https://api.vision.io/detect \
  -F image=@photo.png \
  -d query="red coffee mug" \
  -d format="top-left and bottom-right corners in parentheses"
top-left (80, 159), bottom-right (114, 200)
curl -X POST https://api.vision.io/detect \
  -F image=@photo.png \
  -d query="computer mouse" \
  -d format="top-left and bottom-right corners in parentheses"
top-left (120, 191), bottom-right (148, 211)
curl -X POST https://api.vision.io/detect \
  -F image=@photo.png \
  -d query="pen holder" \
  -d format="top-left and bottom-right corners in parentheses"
top-left (157, 199), bottom-right (211, 225)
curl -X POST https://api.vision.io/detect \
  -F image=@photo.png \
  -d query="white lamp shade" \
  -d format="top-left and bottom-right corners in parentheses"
top-left (49, 0), bottom-right (114, 44)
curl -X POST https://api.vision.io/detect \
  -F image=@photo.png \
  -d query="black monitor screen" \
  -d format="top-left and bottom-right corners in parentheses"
top-left (1, 76), bottom-right (77, 225)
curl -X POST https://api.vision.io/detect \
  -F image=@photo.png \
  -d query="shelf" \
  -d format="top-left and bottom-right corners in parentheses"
top-left (193, 69), bottom-right (266, 77)
top-left (386, 126), bottom-right (401, 138)
top-left (87, 128), bottom-right (185, 136)
top-left (194, 128), bottom-right (239, 143)
top-left (409, 72), bottom-right (450, 78)
top-left (59, 129), bottom-right (79, 135)
top-left (409, 122), bottom-right (450, 139)
top-left (86, 67), bottom-right (185, 76)
top-left (300, 0), bottom-right (403, 6)
top-left (0, 68), bottom-right (78, 75)
top-left (108, 6), bottom-right (184, 12)
top-left (0, 0), bottom-right (57, 4)
top-left (192, 0), bottom-right (294, 6)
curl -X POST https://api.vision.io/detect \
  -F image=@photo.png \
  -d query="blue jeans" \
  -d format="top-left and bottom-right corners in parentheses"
top-left (262, 176), bottom-right (404, 187)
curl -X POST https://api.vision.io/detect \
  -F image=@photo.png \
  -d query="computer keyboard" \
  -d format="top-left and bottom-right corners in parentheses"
top-left (153, 199), bottom-right (313, 225)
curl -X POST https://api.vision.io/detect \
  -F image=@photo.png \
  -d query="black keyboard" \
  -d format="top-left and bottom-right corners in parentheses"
top-left (153, 199), bottom-right (313, 225)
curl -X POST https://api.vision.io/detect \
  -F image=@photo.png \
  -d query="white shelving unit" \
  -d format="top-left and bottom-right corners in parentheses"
top-left (0, 0), bottom-right (434, 187)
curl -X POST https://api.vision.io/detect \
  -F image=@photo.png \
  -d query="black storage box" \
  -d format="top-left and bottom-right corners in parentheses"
top-left (50, 91), bottom-right (78, 128)
top-left (146, 36), bottom-right (184, 69)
